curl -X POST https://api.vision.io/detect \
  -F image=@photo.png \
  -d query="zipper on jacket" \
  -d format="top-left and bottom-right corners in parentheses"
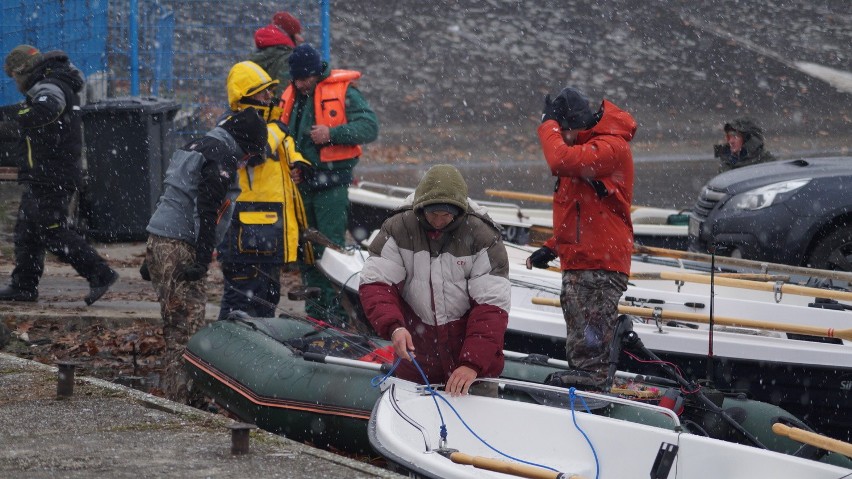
top-left (575, 202), bottom-right (581, 243)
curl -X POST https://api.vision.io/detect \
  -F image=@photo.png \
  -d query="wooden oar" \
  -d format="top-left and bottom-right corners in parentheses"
top-left (772, 423), bottom-right (852, 457)
top-left (446, 451), bottom-right (586, 479)
top-left (630, 270), bottom-right (852, 303)
top-left (485, 189), bottom-right (553, 204)
top-left (630, 272), bottom-right (791, 282)
top-left (530, 297), bottom-right (852, 341)
top-left (485, 189), bottom-right (641, 213)
top-left (634, 244), bottom-right (852, 283)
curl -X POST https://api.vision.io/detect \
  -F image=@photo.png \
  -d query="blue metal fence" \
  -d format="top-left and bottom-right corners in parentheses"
top-left (1, 0), bottom-right (330, 135)
top-left (0, 0), bottom-right (109, 105)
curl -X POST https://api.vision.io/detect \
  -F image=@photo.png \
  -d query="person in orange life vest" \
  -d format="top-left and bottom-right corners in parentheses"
top-left (526, 87), bottom-right (636, 392)
top-left (279, 43), bottom-right (378, 324)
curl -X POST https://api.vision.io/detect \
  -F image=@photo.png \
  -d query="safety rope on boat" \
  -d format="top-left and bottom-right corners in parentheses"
top-left (568, 387), bottom-right (601, 479)
top-left (374, 354), bottom-right (564, 473)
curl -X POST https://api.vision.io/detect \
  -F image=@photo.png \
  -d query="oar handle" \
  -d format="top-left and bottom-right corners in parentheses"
top-left (530, 297), bottom-right (852, 341)
top-left (772, 423), bottom-right (852, 457)
top-left (484, 189), bottom-right (553, 204)
top-left (301, 352), bottom-right (389, 372)
top-left (449, 452), bottom-right (585, 479)
top-left (633, 244), bottom-right (852, 283)
top-left (650, 271), bottom-right (852, 303)
top-left (629, 272), bottom-right (790, 282)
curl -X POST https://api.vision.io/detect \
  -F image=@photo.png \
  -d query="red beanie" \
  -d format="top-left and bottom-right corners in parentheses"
top-left (273, 11), bottom-right (302, 37)
top-left (254, 24), bottom-right (295, 49)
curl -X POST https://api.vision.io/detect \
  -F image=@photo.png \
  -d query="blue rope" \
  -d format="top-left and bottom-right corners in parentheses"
top-left (371, 354), bottom-right (567, 473)
top-left (409, 354), bottom-right (448, 442)
top-left (370, 357), bottom-right (403, 388)
top-left (569, 387), bottom-right (600, 479)
top-left (412, 355), bottom-right (557, 473)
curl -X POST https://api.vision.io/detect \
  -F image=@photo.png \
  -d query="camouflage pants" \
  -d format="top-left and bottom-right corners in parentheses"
top-left (146, 235), bottom-right (208, 402)
top-left (560, 269), bottom-right (628, 388)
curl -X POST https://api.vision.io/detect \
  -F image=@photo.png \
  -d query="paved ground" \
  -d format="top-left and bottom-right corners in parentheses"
top-left (0, 182), bottom-right (398, 477)
top-left (0, 353), bottom-right (399, 479)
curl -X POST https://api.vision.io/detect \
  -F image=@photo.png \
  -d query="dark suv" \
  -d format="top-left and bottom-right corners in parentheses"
top-left (689, 156), bottom-right (852, 271)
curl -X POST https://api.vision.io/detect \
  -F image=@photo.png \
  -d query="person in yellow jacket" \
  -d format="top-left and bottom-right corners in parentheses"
top-left (216, 60), bottom-right (313, 320)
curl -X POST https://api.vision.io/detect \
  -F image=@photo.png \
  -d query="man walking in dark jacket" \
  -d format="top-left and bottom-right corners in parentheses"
top-left (0, 45), bottom-right (117, 305)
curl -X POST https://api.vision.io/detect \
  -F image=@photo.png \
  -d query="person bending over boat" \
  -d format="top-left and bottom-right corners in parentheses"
top-left (359, 165), bottom-right (510, 396)
top-left (526, 87), bottom-right (636, 392)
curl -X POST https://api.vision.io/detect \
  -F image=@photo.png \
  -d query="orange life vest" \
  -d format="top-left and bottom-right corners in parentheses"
top-left (279, 69), bottom-right (363, 163)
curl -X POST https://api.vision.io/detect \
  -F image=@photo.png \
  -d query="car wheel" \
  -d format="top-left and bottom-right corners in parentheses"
top-left (807, 225), bottom-right (852, 271)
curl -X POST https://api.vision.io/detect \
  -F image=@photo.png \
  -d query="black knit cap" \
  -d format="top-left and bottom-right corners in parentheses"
top-left (556, 87), bottom-right (600, 130)
top-left (288, 44), bottom-right (324, 80)
top-left (218, 108), bottom-right (267, 155)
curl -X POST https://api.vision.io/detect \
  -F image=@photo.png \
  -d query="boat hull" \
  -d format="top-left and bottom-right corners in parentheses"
top-left (370, 379), bottom-right (852, 479)
top-left (185, 315), bottom-right (852, 469)
top-left (504, 329), bottom-right (852, 442)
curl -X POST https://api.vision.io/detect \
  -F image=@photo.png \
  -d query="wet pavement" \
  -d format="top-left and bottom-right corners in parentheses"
top-left (0, 352), bottom-right (399, 479)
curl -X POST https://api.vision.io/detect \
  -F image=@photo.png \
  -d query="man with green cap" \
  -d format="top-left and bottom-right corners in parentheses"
top-left (359, 165), bottom-right (510, 396)
top-left (0, 45), bottom-right (118, 305)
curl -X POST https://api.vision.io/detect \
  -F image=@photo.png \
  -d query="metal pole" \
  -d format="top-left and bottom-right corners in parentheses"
top-left (129, 0), bottom-right (139, 95)
top-left (321, 0), bottom-right (331, 62)
top-left (228, 423), bottom-right (257, 455)
top-left (56, 361), bottom-right (78, 398)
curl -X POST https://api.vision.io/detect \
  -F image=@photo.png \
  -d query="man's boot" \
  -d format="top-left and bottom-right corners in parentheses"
top-left (85, 269), bottom-right (119, 306)
top-left (0, 285), bottom-right (38, 302)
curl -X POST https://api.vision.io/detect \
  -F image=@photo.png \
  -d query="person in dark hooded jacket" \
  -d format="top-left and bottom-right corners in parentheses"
top-left (144, 107), bottom-right (267, 402)
top-left (526, 87), bottom-right (637, 392)
top-left (359, 165), bottom-right (510, 396)
top-left (713, 118), bottom-right (776, 172)
top-left (0, 45), bottom-right (118, 305)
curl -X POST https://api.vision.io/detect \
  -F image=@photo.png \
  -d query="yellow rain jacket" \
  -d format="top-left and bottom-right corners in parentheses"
top-left (218, 61), bottom-right (313, 265)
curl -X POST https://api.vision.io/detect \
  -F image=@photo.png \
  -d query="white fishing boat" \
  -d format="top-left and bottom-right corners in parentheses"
top-left (318, 243), bottom-right (852, 441)
top-left (369, 377), bottom-right (852, 479)
top-left (348, 181), bottom-right (689, 249)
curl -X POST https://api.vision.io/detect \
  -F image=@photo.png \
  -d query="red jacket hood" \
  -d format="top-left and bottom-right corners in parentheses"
top-left (577, 100), bottom-right (637, 144)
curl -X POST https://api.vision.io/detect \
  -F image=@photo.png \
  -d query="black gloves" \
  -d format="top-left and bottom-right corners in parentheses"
top-left (291, 161), bottom-right (314, 184)
top-left (139, 259), bottom-right (151, 281)
top-left (175, 262), bottom-right (208, 282)
top-left (526, 246), bottom-right (557, 269)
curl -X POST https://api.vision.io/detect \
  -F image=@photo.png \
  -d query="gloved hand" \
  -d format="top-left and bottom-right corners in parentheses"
top-left (290, 161), bottom-right (314, 185)
top-left (526, 246), bottom-right (557, 269)
top-left (139, 259), bottom-right (151, 281)
top-left (541, 94), bottom-right (562, 124)
top-left (175, 262), bottom-right (208, 282)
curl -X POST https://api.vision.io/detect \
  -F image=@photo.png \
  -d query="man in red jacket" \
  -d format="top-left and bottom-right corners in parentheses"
top-left (526, 87), bottom-right (637, 392)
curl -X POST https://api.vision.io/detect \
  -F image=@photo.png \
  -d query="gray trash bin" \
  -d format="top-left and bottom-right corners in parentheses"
top-left (81, 96), bottom-right (180, 241)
